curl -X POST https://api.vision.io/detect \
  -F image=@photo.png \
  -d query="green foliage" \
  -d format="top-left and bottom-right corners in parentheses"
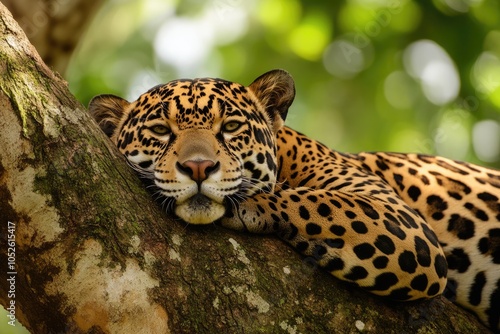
top-left (68, 0), bottom-right (500, 167)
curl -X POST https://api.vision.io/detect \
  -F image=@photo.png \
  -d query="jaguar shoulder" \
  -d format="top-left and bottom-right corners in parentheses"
top-left (89, 69), bottom-right (500, 332)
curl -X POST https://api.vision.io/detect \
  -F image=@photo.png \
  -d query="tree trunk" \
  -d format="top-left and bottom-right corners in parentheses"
top-left (0, 3), bottom-right (492, 333)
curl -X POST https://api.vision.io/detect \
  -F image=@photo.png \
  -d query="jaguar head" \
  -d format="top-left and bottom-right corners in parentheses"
top-left (89, 69), bottom-right (295, 224)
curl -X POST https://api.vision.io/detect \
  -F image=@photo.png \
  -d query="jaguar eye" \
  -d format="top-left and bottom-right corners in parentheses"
top-left (223, 121), bottom-right (242, 133)
top-left (150, 125), bottom-right (171, 135)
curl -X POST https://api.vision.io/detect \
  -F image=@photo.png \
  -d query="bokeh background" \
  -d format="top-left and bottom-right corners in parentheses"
top-left (2, 0), bottom-right (500, 333)
top-left (68, 0), bottom-right (500, 167)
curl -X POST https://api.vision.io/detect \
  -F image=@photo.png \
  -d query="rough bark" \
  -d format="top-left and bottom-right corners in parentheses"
top-left (0, 3), bottom-right (492, 334)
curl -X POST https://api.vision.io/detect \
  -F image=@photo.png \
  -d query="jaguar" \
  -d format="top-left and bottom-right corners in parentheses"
top-left (89, 69), bottom-right (500, 331)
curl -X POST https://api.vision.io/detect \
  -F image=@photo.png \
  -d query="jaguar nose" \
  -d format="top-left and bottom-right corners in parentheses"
top-left (176, 160), bottom-right (220, 183)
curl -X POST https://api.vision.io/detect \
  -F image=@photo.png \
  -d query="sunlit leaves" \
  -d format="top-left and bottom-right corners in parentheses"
top-left (287, 11), bottom-right (332, 61)
top-left (66, 0), bottom-right (500, 166)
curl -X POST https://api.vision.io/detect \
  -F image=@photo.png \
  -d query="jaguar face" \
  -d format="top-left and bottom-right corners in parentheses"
top-left (89, 70), bottom-right (295, 224)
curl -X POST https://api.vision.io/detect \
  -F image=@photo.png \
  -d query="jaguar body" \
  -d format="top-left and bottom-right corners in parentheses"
top-left (90, 70), bottom-right (500, 331)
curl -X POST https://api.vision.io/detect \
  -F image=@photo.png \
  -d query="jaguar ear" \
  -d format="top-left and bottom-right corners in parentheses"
top-left (249, 69), bottom-right (295, 131)
top-left (88, 94), bottom-right (130, 139)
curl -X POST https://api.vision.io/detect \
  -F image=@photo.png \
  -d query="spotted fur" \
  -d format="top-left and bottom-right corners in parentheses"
top-left (90, 70), bottom-right (500, 331)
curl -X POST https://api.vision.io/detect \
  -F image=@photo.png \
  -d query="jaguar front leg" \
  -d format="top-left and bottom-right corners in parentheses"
top-left (222, 188), bottom-right (448, 301)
